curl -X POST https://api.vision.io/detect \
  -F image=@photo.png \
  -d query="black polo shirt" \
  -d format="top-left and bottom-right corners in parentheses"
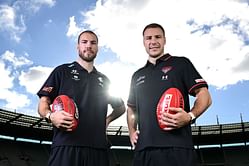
top-left (127, 54), bottom-right (208, 151)
top-left (37, 61), bottom-right (124, 149)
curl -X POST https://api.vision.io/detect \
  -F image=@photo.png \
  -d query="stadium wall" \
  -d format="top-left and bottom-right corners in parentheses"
top-left (0, 109), bottom-right (249, 166)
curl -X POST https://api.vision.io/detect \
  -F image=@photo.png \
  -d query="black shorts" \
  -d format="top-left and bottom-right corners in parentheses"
top-left (47, 146), bottom-right (109, 166)
top-left (132, 147), bottom-right (198, 166)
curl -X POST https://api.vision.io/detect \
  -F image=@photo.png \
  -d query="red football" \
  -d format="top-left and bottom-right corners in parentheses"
top-left (156, 88), bottom-right (184, 130)
top-left (52, 95), bottom-right (79, 131)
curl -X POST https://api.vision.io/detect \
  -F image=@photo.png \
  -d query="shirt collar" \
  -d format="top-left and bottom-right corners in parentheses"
top-left (73, 61), bottom-right (98, 73)
top-left (144, 53), bottom-right (172, 67)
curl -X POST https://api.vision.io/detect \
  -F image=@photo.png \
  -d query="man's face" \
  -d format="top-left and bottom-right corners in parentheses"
top-left (143, 27), bottom-right (166, 58)
top-left (77, 32), bottom-right (98, 62)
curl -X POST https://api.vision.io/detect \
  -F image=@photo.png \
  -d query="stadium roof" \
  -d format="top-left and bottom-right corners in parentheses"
top-left (0, 108), bottom-right (249, 147)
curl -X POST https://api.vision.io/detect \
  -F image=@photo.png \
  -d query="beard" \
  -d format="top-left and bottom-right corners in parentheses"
top-left (148, 49), bottom-right (164, 59)
top-left (79, 50), bottom-right (97, 62)
top-left (147, 43), bottom-right (164, 59)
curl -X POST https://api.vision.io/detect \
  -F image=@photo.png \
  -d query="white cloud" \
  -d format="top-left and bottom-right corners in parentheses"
top-left (33, 0), bottom-right (56, 8)
top-left (13, 0), bottom-right (55, 13)
top-left (0, 55), bottom-right (30, 110)
top-left (2, 50), bottom-right (33, 68)
top-left (0, 89), bottom-right (30, 110)
top-left (19, 66), bottom-right (53, 94)
top-left (0, 0), bottom-right (55, 42)
top-left (0, 50), bottom-right (52, 111)
top-left (0, 59), bottom-right (14, 90)
top-left (66, 16), bottom-right (81, 38)
top-left (78, 0), bottom-right (249, 89)
top-left (0, 5), bottom-right (15, 30)
top-left (0, 5), bottom-right (26, 42)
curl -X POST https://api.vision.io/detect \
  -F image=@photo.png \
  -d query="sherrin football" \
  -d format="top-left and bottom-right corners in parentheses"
top-left (156, 88), bottom-right (184, 130)
top-left (52, 95), bottom-right (79, 131)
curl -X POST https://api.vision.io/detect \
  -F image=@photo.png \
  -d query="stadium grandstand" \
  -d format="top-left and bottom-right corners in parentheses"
top-left (0, 108), bottom-right (249, 166)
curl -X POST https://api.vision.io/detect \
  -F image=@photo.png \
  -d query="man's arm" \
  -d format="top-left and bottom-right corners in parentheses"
top-left (38, 96), bottom-right (52, 119)
top-left (106, 105), bottom-right (126, 127)
top-left (190, 87), bottom-right (212, 119)
top-left (127, 106), bottom-right (139, 149)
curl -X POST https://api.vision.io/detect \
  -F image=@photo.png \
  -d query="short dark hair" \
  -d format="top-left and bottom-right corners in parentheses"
top-left (142, 23), bottom-right (165, 36)
top-left (77, 30), bottom-right (98, 44)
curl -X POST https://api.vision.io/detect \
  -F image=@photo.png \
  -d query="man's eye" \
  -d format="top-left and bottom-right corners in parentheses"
top-left (145, 37), bottom-right (152, 40)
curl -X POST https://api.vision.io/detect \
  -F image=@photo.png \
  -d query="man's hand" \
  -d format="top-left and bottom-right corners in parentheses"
top-left (160, 107), bottom-right (191, 131)
top-left (50, 110), bottom-right (75, 131)
top-left (129, 130), bottom-right (139, 150)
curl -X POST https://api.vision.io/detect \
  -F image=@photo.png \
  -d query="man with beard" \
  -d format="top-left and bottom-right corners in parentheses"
top-left (127, 23), bottom-right (212, 166)
top-left (37, 30), bottom-right (125, 166)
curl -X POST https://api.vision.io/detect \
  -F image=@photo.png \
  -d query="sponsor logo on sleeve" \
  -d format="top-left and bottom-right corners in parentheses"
top-left (42, 86), bottom-right (53, 93)
top-left (195, 78), bottom-right (206, 83)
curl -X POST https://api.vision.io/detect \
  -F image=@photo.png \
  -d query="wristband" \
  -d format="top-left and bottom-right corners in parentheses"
top-left (45, 111), bottom-right (52, 123)
top-left (188, 112), bottom-right (196, 124)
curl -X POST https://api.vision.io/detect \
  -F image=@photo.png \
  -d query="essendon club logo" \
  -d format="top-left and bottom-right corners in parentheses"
top-left (161, 66), bottom-right (172, 74)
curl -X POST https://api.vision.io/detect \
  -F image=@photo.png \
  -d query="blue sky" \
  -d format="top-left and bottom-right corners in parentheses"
top-left (0, 0), bottom-right (249, 126)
